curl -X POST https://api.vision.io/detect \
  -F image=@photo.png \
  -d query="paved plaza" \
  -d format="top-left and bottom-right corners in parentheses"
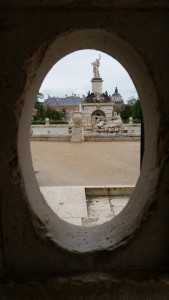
top-left (31, 141), bottom-right (140, 226)
top-left (31, 141), bottom-right (140, 186)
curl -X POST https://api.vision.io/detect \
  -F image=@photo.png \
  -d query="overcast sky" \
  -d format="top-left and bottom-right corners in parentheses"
top-left (40, 49), bottom-right (138, 103)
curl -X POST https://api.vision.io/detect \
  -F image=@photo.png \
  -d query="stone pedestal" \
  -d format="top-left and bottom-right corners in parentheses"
top-left (91, 78), bottom-right (103, 94)
top-left (45, 118), bottom-right (50, 126)
top-left (71, 126), bottom-right (84, 143)
top-left (129, 117), bottom-right (133, 125)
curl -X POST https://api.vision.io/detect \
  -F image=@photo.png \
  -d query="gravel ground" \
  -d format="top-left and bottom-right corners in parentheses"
top-left (31, 141), bottom-right (140, 186)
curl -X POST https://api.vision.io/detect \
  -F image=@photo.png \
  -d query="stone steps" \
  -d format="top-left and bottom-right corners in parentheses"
top-left (40, 186), bottom-right (129, 227)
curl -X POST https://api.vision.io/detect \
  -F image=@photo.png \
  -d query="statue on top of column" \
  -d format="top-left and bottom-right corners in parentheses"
top-left (91, 54), bottom-right (101, 78)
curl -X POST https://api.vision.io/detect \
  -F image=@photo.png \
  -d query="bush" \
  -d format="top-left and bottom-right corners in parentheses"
top-left (133, 119), bottom-right (141, 124)
top-left (31, 120), bottom-right (68, 125)
top-left (31, 121), bottom-right (45, 125)
top-left (50, 120), bottom-right (68, 124)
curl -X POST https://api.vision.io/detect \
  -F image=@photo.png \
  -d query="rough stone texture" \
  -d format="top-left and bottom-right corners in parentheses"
top-left (71, 126), bottom-right (84, 143)
top-left (1, 274), bottom-right (169, 299)
top-left (91, 78), bottom-right (103, 94)
top-left (39, 186), bottom-right (129, 226)
top-left (82, 103), bottom-right (114, 129)
top-left (0, 0), bottom-right (169, 297)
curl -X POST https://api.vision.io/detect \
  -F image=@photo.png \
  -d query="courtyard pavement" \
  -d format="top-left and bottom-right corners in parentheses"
top-left (31, 141), bottom-right (140, 226)
top-left (40, 186), bottom-right (129, 227)
top-left (31, 141), bottom-right (140, 186)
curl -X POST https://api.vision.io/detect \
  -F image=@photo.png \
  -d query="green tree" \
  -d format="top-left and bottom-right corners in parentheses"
top-left (117, 97), bottom-right (142, 123)
top-left (33, 93), bottom-right (46, 121)
top-left (60, 108), bottom-right (67, 120)
top-left (37, 92), bottom-right (44, 100)
top-left (120, 104), bottom-right (132, 122)
top-left (45, 106), bottom-right (61, 121)
top-left (127, 97), bottom-right (137, 106)
top-left (113, 107), bottom-right (122, 115)
top-left (34, 101), bottom-right (45, 121)
top-left (132, 99), bottom-right (142, 121)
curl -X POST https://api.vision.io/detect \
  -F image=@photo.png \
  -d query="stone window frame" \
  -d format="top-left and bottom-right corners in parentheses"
top-left (18, 29), bottom-right (159, 253)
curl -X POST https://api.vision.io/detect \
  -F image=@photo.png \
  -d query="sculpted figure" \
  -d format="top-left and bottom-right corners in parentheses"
top-left (91, 54), bottom-right (101, 78)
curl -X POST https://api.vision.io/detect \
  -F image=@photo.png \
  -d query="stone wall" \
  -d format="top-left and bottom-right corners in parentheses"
top-left (82, 103), bottom-right (114, 128)
top-left (0, 1), bottom-right (169, 298)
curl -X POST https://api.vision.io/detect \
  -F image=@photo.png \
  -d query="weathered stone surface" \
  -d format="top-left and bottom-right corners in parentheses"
top-left (113, 206), bottom-right (124, 215)
top-left (58, 187), bottom-right (87, 218)
top-left (71, 126), bottom-right (84, 142)
top-left (40, 187), bottom-right (130, 226)
top-left (0, 1), bottom-right (169, 297)
top-left (40, 186), bottom-right (87, 220)
top-left (110, 197), bottom-right (129, 207)
top-left (40, 186), bottom-right (60, 214)
top-left (1, 274), bottom-right (169, 299)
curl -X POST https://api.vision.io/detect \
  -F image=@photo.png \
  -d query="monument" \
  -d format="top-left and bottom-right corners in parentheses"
top-left (91, 54), bottom-right (103, 94)
top-left (81, 56), bottom-right (124, 132)
top-left (69, 55), bottom-right (125, 135)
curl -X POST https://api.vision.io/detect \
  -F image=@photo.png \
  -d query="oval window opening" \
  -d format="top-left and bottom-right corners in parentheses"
top-left (30, 49), bottom-right (141, 227)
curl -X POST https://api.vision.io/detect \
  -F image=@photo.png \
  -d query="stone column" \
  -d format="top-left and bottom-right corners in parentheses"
top-left (71, 111), bottom-right (84, 143)
top-left (71, 126), bottom-right (84, 143)
top-left (91, 78), bottom-right (103, 94)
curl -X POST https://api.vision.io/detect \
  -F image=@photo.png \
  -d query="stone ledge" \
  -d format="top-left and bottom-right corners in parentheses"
top-left (31, 133), bottom-right (140, 142)
top-left (85, 186), bottom-right (135, 196)
top-left (1, 274), bottom-right (169, 299)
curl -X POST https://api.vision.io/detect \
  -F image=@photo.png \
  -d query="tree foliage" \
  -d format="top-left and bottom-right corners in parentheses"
top-left (34, 100), bottom-right (46, 121)
top-left (114, 97), bottom-right (142, 123)
top-left (33, 93), bottom-right (67, 122)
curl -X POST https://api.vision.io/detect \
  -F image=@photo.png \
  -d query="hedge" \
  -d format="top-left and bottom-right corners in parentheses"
top-left (31, 120), bottom-right (68, 125)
